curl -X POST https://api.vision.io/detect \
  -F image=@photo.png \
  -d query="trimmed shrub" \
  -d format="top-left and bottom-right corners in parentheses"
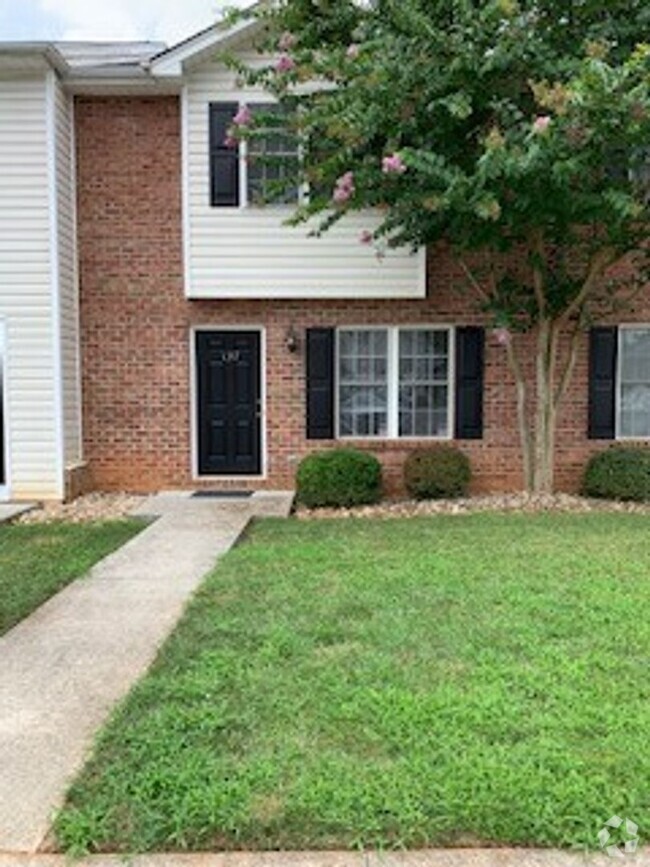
top-left (296, 448), bottom-right (382, 508)
top-left (404, 446), bottom-right (471, 500)
top-left (583, 447), bottom-right (650, 501)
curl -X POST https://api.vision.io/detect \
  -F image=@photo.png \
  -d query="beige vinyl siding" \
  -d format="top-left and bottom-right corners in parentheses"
top-left (54, 78), bottom-right (82, 467)
top-left (184, 54), bottom-right (425, 299)
top-left (0, 74), bottom-right (59, 499)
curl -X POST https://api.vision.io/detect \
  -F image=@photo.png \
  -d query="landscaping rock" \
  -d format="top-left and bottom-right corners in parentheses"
top-left (296, 492), bottom-right (650, 521)
top-left (15, 493), bottom-right (146, 525)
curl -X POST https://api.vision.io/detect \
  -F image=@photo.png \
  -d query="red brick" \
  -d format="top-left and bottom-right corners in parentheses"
top-left (75, 96), bottom-right (650, 496)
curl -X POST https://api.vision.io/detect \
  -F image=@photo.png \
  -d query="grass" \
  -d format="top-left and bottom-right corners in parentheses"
top-left (0, 519), bottom-right (144, 636)
top-left (55, 513), bottom-right (650, 854)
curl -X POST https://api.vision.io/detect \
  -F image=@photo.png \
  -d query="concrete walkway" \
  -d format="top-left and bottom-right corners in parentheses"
top-left (1, 848), bottom-right (648, 867)
top-left (0, 492), bottom-right (293, 855)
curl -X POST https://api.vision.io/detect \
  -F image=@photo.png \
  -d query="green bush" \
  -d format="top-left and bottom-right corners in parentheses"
top-left (583, 447), bottom-right (650, 501)
top-left (403, 446), bottom-right (471, 500)
top-left (296, 448), bottom-right (382, 509)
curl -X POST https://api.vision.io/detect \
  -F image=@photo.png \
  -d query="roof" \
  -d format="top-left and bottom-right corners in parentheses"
top-left (56, 41), bottom-right (166, 68)
top-left (0, 42), bottom-right (68, 75)
top-left (0, 7), bottom-right (262, 88)
top-left (148, 11), bottom-right (264, 77)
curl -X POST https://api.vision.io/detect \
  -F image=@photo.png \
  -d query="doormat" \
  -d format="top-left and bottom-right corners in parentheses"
top-left (191, 490), bottom-right (254, 499)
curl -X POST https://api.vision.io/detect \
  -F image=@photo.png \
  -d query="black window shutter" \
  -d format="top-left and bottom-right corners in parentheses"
top-left (306, 328), bottom-right (335, 439)
top-left (455, 326), bottom-right (485, 439)
top-left (209, 102), bottom-right (239, 207)
top-left (588, 327), bottom-right (618, 440)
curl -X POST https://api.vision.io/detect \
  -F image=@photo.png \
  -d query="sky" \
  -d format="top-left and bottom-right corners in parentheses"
top-left (0, 0), bottom-right (249, 45)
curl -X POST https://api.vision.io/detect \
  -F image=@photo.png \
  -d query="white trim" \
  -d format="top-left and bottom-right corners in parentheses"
top-left (616, 323), bottom-right (650, 441)
top-left (69, 93), bottom-right (84, 464)
top-left (181, 85), bottom-right (193, 297)
top-left (239, 133), bottom-right (248, 211)
top-left (150, 18), bottom-right (261, 77)
top-left (335, 324), bottom-right (455, 442)
top-left (0, 320), bottom-right (9, 501)
top-left (387, 327), bottom-right (399, 439)
top-left (46, 70), bottom-right (65, 500)
top-left (417, 246), bottom-right (427, 296)
top-left (189, 325), bottom-right (267, 481)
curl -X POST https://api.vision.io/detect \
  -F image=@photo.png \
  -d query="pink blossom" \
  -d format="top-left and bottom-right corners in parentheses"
top-left (333, 171), bottom-right (355, 204)
top-left (359, 229), bottom-right (373, 245)
top-left (382, 153), bottom-right (407, 174)
top-left (532, 115), bottom-right (552, 135)
top-left (232, 105), bottom-right (251, 127)
top-left (333, 186), bottom-right (352, 204)
top-left (346, 43), bottom-right (360, 59)
top-left (492, 327), bottom-right (511, 346)
top-left (278, 31), bottom-right (296, 51)
top-left (223, 135), bottom-right (239, 149)
top-left (275, 54), bottom-right (296, 73)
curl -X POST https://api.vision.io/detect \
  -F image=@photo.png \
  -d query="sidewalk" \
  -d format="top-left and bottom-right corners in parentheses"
top-left (0, 846), bottom-right (647, 866)
top-left (0, 492), bottom-right (293, 854)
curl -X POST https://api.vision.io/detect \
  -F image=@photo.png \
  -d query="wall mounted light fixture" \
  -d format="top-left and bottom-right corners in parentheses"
top-left (285, 326), bottom-right (300, 354)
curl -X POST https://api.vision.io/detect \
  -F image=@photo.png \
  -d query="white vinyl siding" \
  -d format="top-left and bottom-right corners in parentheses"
top-left (0, 73), bottom-right (61, 499)
top-left (54, 78), bottom-right (82, 467)
top-left (184, 54), bottom-right (426, 299)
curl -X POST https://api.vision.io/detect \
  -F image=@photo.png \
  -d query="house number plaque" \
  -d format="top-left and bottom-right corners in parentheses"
top-left (221, 350), bottom-right (241, 363)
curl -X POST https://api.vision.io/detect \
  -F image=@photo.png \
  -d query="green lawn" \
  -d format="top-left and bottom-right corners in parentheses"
top-left (0, 519), bottom-right (144, 636)
top-left (56, 513), bottom-right (650, 854)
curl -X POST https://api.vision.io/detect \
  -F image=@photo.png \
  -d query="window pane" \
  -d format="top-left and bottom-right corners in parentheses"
top-left (620, 384), bottom-right (650, 437)
top-left (398, 329), bottom-right (450, 437)
top-left (246, 104), bottom-right (299, 205)
top-left (619, 330), bottom-right (650, 437)
top-left (338, 330), bottom-right (388, 437)
top-left (621, 330), bottom-right (650, 382)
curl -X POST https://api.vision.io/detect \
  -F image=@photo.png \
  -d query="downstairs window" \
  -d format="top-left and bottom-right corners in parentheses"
top-left (337, 327), bottom-right (453, 439)
top-left (618, 328), bottom-right (650, 438)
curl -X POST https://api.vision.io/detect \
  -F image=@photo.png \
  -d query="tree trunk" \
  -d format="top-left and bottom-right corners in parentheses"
top-left (532, 319), bottom-right (556, 494)
top-left (505, 338), bottom-right (534, 491)
top-left (507, 319), bottom-right (574, 495)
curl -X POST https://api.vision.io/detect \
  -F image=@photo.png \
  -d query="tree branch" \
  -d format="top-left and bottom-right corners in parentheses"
top-left (553, 321), bottom-right (583, 413)
top-left (557, 247), bottom-right (618, 327)
top-left (458, 257), bottom-right (491, 304)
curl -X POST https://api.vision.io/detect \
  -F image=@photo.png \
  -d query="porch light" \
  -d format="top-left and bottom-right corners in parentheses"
top-left (285, 326), bottom-right (300, 354)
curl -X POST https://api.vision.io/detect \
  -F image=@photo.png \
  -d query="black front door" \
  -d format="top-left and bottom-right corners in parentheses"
top-left (196, 331), bottom-right (262, 476)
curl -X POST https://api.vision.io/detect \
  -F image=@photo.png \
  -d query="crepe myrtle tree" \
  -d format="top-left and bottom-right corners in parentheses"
top-left (224, 0), bottom-right (650, 493)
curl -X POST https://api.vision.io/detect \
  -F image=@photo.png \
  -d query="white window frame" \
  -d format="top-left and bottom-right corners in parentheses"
top-left (335, 325), bottom-right (455, 441)
top-left (234, 101), bottom-right (303, 211)
top-left (616, 323), bottom-right (650, 441)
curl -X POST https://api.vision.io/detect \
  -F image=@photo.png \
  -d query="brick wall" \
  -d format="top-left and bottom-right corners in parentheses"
top-left (75, 96), bottom-right (647, 496)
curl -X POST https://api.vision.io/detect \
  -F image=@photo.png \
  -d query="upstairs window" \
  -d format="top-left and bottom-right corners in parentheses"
top-left (208, 102), bottom-right (299, 208)
top-left (247, 105), bottom-right (300, 205)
